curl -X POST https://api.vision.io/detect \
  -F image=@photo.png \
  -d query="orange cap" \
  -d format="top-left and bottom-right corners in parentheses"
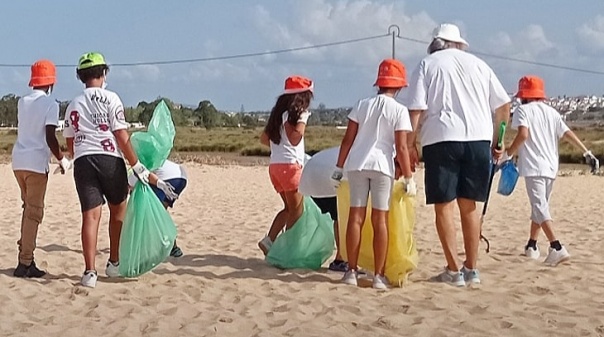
top-left (29, 59), bottom-right (56, 87)
top-left (283, 75), bottom-right (313, 94)
top-left (374, 58), bottom-right (407, 88)
top-left (516, 75), bottom-right (546, 99)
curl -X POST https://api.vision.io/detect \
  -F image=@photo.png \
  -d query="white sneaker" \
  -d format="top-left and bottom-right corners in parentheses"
top-left (341, 270), bottom-right (358, 286)
top-left (544, 246), bottom-right (570, 267)
top-left (372, 274), bottom-right (389, 290)
top-left (81, 270), bottom-right (98, 288)
top-left (106, 261), bottom-right (120, 278)
top-left (461, 265), bottom-right (481, 284)
top-left (525, 246), bottom-right (540, 260)
top-left (431, 267), bottom-right (466, 287)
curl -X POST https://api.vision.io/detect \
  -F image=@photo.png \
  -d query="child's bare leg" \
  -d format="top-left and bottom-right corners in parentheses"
top-left (371, 209), bottom-right (388, 276)
top-left (82, 206), bottom-right (103, 271)
top-left (108, 201), bottom-right (126, 263)
top-left (541, 220), bottom-right (557, 242)
top-left (345, 207), bottom-right (367, 271)
top-left (529, 221), bottom-right (541, 241)
top-left (283, 191), bottom-right (304, 230)
top-left (334, 220), bottom-right (343, 261)
top-left (267, 192), bottom-right (288, 241)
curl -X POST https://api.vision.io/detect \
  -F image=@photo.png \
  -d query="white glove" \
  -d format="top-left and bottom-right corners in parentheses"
top-left (583, 150), bottom-right (600, 174)
top-left (298, 111), bottom-right (311, 124)
top-left (59, 157), bottom-right (73, 173)
top-left (330, 167), bottom-right (343, 190)
top-left (132, 161), bottom-right (150, 185)
top-left (403, 177), bottom-right (417, 196)
top-left (156, 179), bottom-right (179, 200)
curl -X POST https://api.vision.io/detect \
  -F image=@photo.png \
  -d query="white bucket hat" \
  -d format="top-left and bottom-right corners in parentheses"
top-left (432, 23), bottom-right (469, 47)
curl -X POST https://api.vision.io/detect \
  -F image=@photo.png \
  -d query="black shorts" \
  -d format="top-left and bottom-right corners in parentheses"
top-left (311, 196), bottom-right (337, 221)
top-left (422, 141), bottom-right (491, 204)
top-left (74, 155), bottom-right (129, 212)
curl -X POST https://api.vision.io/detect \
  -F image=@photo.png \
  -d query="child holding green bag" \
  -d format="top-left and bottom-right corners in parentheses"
top-left (64, 52), bottom-right (151, 288)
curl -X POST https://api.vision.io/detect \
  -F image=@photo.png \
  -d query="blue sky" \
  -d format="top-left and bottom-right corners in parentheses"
top-left (1, 0), bottom-right (604, 111)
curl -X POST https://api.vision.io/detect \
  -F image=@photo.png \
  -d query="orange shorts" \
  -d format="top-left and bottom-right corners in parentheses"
top-left (269, 163), bottom-right (302, 193)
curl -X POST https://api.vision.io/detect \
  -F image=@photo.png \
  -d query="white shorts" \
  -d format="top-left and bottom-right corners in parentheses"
top-left (347, 170), bottom-right (393, 211)
top-left (525, 176), bottom-right (554, 225)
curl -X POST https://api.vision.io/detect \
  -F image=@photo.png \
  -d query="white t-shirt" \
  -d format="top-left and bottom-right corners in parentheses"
top-left (269, 111), bottom-right (306, 165)
top-left (511, 101), bottom-right (569, 179)
top-left (63, 88), bottom-right (129, 160)
top-left (128, 160), bottom-right (187, 187)
top-left (403, 48), bottom-right (511, 146)
top-left (11, 90), bottom-right (59, 174)
top-left (299, 147), bottom-right (345, 198)
top-left (343, 94), bottom-right (412, 178)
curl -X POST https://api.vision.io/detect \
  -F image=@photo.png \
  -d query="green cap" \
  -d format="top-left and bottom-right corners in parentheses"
top-left (77, 52), bottom-right (107, 70)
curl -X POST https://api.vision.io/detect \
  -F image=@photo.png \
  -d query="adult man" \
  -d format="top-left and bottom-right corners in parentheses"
top-left (404, 23), bottom-right (511, 286)
top-left (12, 59), bottom-right (72, 278)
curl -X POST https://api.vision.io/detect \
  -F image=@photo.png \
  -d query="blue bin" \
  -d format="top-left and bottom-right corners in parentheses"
top-left (497, 160), bottom-right (519, 196)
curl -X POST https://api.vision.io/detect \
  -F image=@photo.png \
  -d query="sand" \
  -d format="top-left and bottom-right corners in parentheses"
top-left (1, 163), bottom-right (604, 337)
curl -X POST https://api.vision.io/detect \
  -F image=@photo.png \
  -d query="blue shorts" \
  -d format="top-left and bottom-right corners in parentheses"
top-left (151, 178), bottom-right (187, 208)
top-left (422, 141), bottom-right (491, 204)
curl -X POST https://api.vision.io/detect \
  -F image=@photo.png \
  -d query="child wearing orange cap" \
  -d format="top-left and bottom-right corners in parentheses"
top-left (331, 59), bottom-right (415, 289)
top-left (506, 75), bottom-right (599, 266)
top-left (257, 75), bottom-right (314, 255)
top-left (11, 59), bottom-right (72, 278)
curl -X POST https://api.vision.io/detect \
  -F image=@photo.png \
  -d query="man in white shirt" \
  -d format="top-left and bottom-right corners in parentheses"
top-left (64, 52), bottom-right (151, 288)
top-left (506, 75), bottom-right (599, 267)
top-left (404, 23), bottom-right (511, 286)
top-left (11, 59), bottom-right (71, 278)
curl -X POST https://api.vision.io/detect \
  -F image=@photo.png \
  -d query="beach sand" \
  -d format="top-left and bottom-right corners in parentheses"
top-left (1, 163), bottom-right (604, 337)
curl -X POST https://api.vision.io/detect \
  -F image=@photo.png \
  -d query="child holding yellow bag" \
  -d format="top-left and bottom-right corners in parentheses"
top-left (331, 59), bottom-right (416, 289)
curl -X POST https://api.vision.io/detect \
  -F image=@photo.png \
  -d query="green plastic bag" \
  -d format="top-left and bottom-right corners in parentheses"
top-left (119, 184), bottom-right (178, 277)
top-left (130, 100), bottom-right (175, 171)
top-left (266, 197), bottom-right (335, 270)
top-left (119, 100), bottom-right (178, 277)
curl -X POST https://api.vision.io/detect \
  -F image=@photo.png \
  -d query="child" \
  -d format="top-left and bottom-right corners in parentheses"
top-left (257, 75), bottom-right (313, 255)
top-left (506, 75), bottom-right (599, 266)
top-left (128, 159), bottom-right (187, 257)
top-left (63, 52), bottom-right (151, 288)
top-left (11, 59), bottom-right (72, 278)
top-left (298, 147), bottom-right (348, 272)
top-left (331, 59), bottom-right (415, 289)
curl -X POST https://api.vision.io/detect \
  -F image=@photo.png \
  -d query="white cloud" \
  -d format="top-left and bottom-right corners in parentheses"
top-left (110, 64), bottom-right (161, 82)
top-left (252, 0), bottom-right (438, 66)
top-left (487, 24), bottom-right (556, 62)
top-left (576, 15), bottom-right (604, 55)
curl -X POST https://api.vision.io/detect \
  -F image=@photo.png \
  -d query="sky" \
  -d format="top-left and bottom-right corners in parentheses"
top-left (1, 0), bottom-right (604, 111)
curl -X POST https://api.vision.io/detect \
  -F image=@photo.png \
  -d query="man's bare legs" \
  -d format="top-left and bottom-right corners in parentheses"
top-left (457, 198), bottom-right (481, 269)
top-left (434, 201), bottom-right (459, 271)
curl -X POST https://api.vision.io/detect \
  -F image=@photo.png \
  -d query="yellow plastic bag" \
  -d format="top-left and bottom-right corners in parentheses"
top-left (336, 180), bottom-right (418, 287)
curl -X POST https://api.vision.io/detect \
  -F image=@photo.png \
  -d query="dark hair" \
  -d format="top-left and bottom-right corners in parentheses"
top-left (264, 90), bottom-right (313, 144)
top-left (76, 64), bottom-right (109, 84)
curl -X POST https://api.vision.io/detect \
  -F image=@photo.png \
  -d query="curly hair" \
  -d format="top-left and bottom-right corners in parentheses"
top-left (264, 90), bottom-right (313, 144)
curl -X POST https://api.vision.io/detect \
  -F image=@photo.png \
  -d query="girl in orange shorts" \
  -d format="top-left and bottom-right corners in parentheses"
top-left (258, 75), bottom-right (314, 255)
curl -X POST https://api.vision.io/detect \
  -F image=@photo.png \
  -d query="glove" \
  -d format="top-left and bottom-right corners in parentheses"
top-left (156, 179), bottom-right (179, 200)
top-left (132, 161), bottom-right (150, 185)
top-left (403, 177), bottom-right (417, 196)
top-left (584, 150), bottom-right (600, 174)
top-left (298, 111), bottom-right (311, 124)
top-left (330, 167), bottom-right (343, 190)
top-left (59, 156), bottom-right (73, 173)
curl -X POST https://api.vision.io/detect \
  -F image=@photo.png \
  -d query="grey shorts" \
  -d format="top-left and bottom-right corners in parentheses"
top-left (525, 176), bottom-right (554, 224)
top-left (347, 170), bottom-right (393, 211)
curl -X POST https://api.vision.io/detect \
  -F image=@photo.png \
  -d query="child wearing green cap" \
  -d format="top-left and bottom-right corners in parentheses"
top-left (64, 52), bottom-right (152, 288)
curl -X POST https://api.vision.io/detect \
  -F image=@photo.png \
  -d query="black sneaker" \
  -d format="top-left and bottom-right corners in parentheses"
top-left (170, 245), bottom-right (183, 258)
top-left (13, 261), bottom-right (46, 278)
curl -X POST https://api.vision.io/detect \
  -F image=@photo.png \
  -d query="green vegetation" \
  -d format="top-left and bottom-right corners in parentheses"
top-left (1, 125), bottom-right (602, 164)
